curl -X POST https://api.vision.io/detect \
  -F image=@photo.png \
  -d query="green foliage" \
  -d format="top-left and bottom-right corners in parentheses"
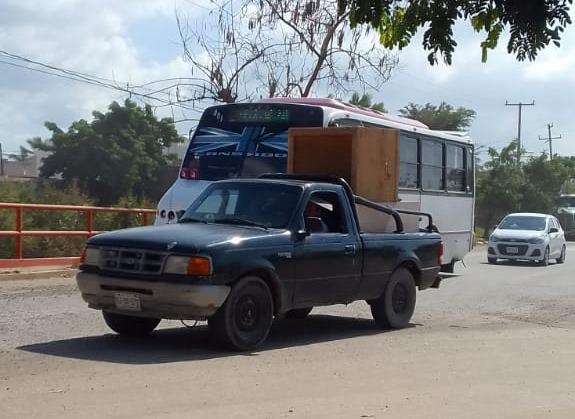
top-left (475, 141), bottom-right (575, 238)
top-left (0, 180), bottom-right (155, 259)
top-left (338, 0), bottom-right (573, 64)
top-left (399, 102), bottom-right (476, 130)
top-left (28, 99), bottom-right (185, 205)
top-left (349, 92), bottom-right (387, 112)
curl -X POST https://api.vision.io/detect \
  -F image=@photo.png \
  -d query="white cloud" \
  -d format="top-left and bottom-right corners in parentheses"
top-left (0, 0), bottom-right (198, 150)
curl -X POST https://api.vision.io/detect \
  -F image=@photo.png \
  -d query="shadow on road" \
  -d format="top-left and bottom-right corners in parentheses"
top-left (18, 314), bottom-right (411, 364)
top-left (480, 260), bottom-right (559, 268)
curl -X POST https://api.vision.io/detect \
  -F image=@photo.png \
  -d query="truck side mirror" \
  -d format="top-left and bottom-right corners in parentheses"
top-left (294, 229), bottom-right (310, 241)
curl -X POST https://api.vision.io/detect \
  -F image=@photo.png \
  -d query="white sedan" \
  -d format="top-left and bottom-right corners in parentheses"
top-left (487, 213), bottom-right (566, 266)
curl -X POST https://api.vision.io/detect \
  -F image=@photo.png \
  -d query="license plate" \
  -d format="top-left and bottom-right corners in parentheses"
top-left (506, 246), bottom-right (519, 254)
top-left (114, 293), bottom-right (141, 311)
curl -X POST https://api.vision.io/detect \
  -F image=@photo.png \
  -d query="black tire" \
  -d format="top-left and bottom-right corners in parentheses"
top-left (208, 276), bottom-right (274, 351)
top-left (540, 247), bottom-right (550, 266)
top-left (102, 311), bottom-right (160, 337)
top-left (285, 307), bottom-right (313, 319)
top-left (370, 267), bottom-right (416, 329)
top-left (557, 245), bottom-right (566, 264)
top-left (488, 257), bottom-right (497, 265)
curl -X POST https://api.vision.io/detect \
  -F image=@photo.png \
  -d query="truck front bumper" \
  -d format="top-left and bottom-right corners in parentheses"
top-left (76, 272), bottom-right (230, 320)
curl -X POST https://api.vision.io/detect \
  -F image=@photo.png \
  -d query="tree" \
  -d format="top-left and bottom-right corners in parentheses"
top-left (349, 92), bottom-right (387, 112)
top-left (475, 140), bottom-right (575, 238)
top-left (174, 0), bottom-right (398, 105)
top-left (399, 102), bottom-right (476, 130)
top-left (28, 100), bottom-right (184, 205)
top-left (336, 0), bottom-right (573, 64)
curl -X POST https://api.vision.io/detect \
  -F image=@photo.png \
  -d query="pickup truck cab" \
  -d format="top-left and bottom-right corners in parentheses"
top-left (77, 175), bottom-right (443, 350)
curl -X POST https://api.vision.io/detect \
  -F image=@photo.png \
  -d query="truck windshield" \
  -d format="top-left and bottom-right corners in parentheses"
top-left (180, 103), bottom-right (323, 181)
top-left (498, 216), bottom-right (546, 231)
top-left (181, 183), bottom-right (302, 229)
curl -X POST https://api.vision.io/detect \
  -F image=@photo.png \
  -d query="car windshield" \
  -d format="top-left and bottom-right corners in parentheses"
top-left (180, 182), bottom-right (302, 229)
top-left (498, 216), bottom-right (547, 231)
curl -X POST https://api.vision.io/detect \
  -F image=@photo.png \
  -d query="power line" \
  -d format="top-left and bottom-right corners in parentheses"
top-left (539, 123), bottom-right (562, 160)
top-left (0, 50), bottom-right (205, 113)
top-left (505, 100), bottom-right (535, 165)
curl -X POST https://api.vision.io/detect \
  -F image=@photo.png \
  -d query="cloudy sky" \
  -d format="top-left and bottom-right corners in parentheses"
top-left (1, 0), bottom-right (574, 159)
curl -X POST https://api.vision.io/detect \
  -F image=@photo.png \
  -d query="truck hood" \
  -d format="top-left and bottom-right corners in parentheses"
top-left (87, 223), bottom-right (285, 253)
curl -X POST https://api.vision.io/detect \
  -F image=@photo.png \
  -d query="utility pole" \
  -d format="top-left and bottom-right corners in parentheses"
top-left (505, 100), bottom-right (535, 165)
top-left (539, 123), bottom-right (562, 160)
top-left (0, 142), bottom-right (4, 177)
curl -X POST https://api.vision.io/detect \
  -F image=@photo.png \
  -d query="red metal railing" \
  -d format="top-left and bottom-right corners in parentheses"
top-left (0, 203), bottom-right (156, 269)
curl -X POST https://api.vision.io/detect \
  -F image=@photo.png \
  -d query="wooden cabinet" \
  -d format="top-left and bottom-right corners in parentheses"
top-left (288, 127), bottom-right (399, 202)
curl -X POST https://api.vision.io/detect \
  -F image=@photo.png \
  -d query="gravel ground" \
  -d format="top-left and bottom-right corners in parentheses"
top-left (1, 245), bottom-right (575, 418)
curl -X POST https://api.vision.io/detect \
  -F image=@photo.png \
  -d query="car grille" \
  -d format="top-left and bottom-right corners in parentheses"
top-left (497, 244), bottom-right (528, 256)
top-left (99, 247), bottom-right (168, 275)
top-left (497, 238), bottom-right (528, 243)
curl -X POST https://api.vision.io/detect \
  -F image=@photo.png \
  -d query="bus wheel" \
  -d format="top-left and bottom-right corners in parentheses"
top-left (285, 307), bottom-right (313, 319)
top-left (440, 261), bottom-right (455, 273)
top-left (370, 267), bottom-right (416, 329)
top-left (557, 245), bottom-right (566, 264)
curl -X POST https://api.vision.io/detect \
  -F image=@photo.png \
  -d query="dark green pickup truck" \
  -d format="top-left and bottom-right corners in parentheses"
top-left (77, 175), bottom-right (443, 350)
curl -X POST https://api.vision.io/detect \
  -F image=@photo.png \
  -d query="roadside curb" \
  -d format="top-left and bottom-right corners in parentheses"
top-left (0, 268), bottom-right (78, 282)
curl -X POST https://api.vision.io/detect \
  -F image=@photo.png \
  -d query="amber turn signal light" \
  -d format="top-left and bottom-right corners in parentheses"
top-left (187, 257), bottom-right (212, 276)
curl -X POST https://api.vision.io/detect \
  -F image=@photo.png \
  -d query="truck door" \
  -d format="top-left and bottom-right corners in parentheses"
top-left (293, 190), bottom-right (362, 306)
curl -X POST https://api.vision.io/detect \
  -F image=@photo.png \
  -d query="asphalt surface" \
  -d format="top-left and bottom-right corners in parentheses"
top-left (1, 245), bottom-right (575, 418)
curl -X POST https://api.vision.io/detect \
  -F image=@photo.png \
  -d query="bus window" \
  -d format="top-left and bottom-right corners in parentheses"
top-left (421, 140), bottom-right (444, 190)
top-left (446, 144), bottom-right (465, 192)
top-left (399, 135), bottom-right (418, 188)
top-left (466, 146), bottom-right (474, 193)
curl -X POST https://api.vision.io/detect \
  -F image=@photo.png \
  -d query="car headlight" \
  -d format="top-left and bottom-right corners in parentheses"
top-left (489, 236), bottom-right (499, 242)
top-left (529, 237), bottom-right (545, 244)
top-left (163, 255), bottom-right (212, 276)
top-left (81, 247), bottom-right (100, 266)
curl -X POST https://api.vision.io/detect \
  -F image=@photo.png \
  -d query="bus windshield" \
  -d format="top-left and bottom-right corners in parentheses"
top-left (180, 104), bottom-right (323, 181)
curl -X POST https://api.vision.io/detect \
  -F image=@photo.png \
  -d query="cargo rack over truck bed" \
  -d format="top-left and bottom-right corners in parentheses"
top-left (259, 173), bottom-right (438, 233)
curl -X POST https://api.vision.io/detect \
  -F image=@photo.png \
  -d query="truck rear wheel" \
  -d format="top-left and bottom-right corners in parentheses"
top-left (208, 276), bottom-right (273, 351)
top-left (370, 267), bottom-right (416, 329)
top-left (102, 311), bottom-right (160, 337)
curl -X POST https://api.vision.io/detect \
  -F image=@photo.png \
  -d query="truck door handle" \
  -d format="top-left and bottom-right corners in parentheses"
top-left (344, 245), bottom-right (356, 255)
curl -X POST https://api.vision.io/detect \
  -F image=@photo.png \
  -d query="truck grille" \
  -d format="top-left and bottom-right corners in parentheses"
top-left (497, 244), bottom-right (528, 256)
top-left (99, 248), bottom-right (167, 275)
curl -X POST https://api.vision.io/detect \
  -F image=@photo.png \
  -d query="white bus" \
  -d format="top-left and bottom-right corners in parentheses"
top-left (156, 98), bottom-right (474, 272)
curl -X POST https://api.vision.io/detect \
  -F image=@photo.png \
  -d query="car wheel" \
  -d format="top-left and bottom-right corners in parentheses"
top-left (488, 257), bottom-right (497, 265)
top-left (208, 276), bottom-right (274, 351)
top-left (285, 307), bottom-right (313, 319)
top-left (102, 311), bottom-right (160, 337)
top-left (370, 267), bottom-right (416, 329)
top-left (557, 245), bottom-right (566, 264)
top-left (540, 247), bottom-right (550, 266)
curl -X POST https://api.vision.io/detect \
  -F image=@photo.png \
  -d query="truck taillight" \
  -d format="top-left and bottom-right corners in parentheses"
top-left (438, 242), bottom-right (444, 265)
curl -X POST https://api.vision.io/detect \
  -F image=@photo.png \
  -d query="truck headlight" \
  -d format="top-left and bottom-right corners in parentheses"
top-left (80, 247), bottom-right (100, 266)
top-left (529, 237), bottom-right (545, 244)
top-left (163, 256), bottom-right (212, 276)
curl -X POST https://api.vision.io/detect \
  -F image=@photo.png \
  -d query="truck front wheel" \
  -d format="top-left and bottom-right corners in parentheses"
top-left (102, 311), bottom-right (160, 337)
top-left (370, 267), bottom-right (416, 329)
top-left (208, 276), bottom-right (274, 351)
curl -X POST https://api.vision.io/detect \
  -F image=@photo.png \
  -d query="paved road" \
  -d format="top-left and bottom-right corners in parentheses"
top-left (1, 245), bottom-right (575, 418)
